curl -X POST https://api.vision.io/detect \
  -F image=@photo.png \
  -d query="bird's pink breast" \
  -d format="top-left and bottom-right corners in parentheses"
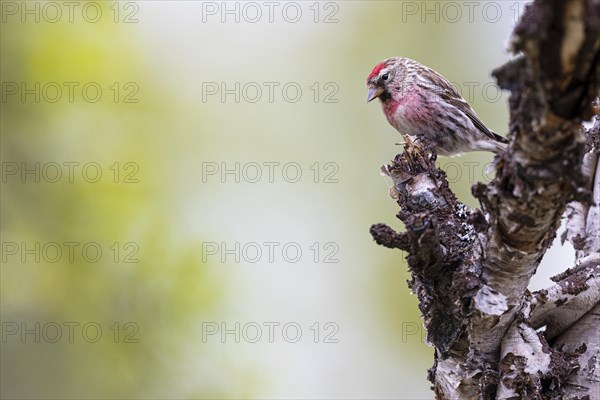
top-left (382, 91), bottom-right (428, 134)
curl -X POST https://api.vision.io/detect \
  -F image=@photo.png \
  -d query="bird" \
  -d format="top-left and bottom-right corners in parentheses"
top-left (366, 57), bottom-right (508, 156)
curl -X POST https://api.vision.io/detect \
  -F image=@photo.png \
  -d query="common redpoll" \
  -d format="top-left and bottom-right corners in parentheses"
top-left (366, 57), bottom-right (508, 156)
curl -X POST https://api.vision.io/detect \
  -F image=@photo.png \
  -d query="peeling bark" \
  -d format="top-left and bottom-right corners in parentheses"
top-left (370, 1), bottom-right (600, 399)
top-left (530, 258), bottom-right (600, 340)
top-left (565, 116), bottom-right (600, 260)
top-left (555, 302), bottom-right (600, 399)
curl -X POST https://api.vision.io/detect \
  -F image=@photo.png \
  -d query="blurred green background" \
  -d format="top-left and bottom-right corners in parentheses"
top-left (1, 1), bottom-right (572, 399)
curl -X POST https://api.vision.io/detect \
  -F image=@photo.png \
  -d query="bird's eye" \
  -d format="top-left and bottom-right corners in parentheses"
top-left (381, 73), bottom-right (389, 81)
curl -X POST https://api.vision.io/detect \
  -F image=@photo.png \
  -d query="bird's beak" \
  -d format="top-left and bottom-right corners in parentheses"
top-left (367, 87), bottom-right (384, 102)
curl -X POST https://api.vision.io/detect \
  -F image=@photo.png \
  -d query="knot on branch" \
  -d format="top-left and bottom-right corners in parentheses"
top-left (369, 223), bottom-right (409, 251)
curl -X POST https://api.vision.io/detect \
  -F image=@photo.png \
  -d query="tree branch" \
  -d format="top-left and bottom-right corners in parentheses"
top-left (554, 302), bottom-right (600, 399)
top-left (565, 114), bottom-right (600, 259)
top-left (530, 258), bottom-right (600, 340)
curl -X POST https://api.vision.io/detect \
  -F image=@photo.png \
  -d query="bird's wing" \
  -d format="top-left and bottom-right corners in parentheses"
top-left (421, 67), bottom-right (507, 143)
top-left (446, 97), bottom-right (501, 141)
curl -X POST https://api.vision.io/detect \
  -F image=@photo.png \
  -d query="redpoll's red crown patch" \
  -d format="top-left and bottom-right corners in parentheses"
top-left (367, 63), bottom-right (386, 82)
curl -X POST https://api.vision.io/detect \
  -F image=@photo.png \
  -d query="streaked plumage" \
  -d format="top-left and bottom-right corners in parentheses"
top-left (366, 57), bottom-right (507, 156)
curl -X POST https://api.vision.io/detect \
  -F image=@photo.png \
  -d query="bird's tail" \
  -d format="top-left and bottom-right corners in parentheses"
top-left (492, 131), bottom-right (509, 144)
